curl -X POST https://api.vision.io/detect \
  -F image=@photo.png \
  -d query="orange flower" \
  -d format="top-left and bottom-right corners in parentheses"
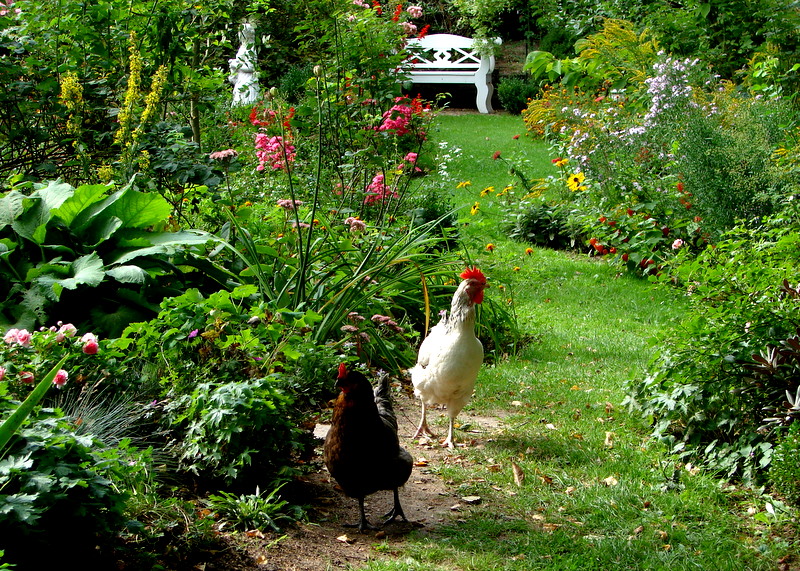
top-left (486, 243), bottom-right (495, 252)
top-left (525, 247), bottom-right (533, 255)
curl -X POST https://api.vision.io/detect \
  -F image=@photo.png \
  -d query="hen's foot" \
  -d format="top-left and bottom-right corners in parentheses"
top-left (343, 519), bottom-right (379, 532)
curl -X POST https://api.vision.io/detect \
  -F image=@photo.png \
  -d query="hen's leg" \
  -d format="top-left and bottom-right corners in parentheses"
top-left (383, 488), bottom-right (408, 524)
top-left (413, 401), bottom-right (436, 438)
top-left (344, 497), bottom-right (378, 531)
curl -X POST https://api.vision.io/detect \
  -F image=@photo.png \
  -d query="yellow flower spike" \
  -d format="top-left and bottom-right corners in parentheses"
top-left (456, 180), bottom-right (472, 189)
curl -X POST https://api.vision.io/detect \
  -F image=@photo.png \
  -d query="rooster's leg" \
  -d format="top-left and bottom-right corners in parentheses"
top-left (441, 414), bottom-right (457, 449)
top-left (383, 488), bottom-right (408, 524)
top-left (412, 401), bottom-right (436, 438)
top-left (344, 497), bottom-right (378, 531)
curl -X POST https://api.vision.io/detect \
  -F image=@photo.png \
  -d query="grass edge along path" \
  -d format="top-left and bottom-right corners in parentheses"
top-left (360, 112), bottom-right (797, 570)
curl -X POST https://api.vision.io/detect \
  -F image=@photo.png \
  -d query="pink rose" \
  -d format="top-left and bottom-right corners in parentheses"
top-left (81, 332), bottom-right (99, 354)
top-left (3, 328), bottom-right (19, 344)
top-left (672, 239), bottom-right (684, 250)
top-left (56, 323), bottom-right (78, 342)
top-left (15, 329), bottom-right (31, 346)
top-left (0, 366), bottom-right (5, 382)
top-left (53, 369), bottom-right (68, 388)
top-left (19, 371), bottom-right (34, 384)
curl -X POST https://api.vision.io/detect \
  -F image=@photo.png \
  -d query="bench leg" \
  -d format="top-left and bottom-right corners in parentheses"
top-left (476, 79), bottom-right (493, 114)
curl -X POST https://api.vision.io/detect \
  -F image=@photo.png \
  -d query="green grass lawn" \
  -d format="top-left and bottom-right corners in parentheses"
top-left (363, 112), bottom-right (797, 570)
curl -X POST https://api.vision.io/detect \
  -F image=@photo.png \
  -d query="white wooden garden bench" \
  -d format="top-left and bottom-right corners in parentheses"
top-left (405, 34), bottom-right (500, 114)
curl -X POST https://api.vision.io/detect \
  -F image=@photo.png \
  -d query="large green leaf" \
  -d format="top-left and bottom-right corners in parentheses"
top-left (112, 230), bottom-right (216, 265)
top-left (55, 252), bottom-right (105, 290)
top-left (54, 183), bottom-right (109, 227)
top-left (9, 182), bottom-right (75, 244)
top-left (102, 188), bottom-right (171, 229)
top-left (106, 265), bottom-right (148, 284)
top-left (0, 190), bottom-right (26, 228)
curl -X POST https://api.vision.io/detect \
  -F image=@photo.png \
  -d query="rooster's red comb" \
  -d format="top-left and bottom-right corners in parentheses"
top-left (460, 266), bottom-right (486, 283)
top-left (337, 363), bottom-right (348, 379)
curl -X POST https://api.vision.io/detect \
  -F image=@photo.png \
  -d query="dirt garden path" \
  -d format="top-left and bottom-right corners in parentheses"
top-left (215, 381), bottom-right (507, 570)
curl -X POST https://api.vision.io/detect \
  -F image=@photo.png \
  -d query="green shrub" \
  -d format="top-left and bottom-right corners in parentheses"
top-left (0, 406), bottom-right (132, 567)
top-left (624, 203), bottom-right (800, 481)
top-left (497, 76), bottom-right (540, 115)
top-left (508, 199), bottom-right (581, 250)
top-left (770, 421), bottom-right (800, 505)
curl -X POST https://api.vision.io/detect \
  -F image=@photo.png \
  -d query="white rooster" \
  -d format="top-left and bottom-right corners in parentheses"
top-left (410, 267), bottom-right (486, 448)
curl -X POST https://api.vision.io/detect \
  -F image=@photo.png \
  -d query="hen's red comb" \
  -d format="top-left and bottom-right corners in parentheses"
top-left (337, 363), bottom-right (347, 379)
top-left (460, 266), bottom-right (486, 283)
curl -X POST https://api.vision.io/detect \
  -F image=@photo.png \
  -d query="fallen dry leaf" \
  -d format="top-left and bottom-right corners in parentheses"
top-left (336, 534), bottom-right (355, 544)
top-left (461, 495), bottom-right (482, 504)
top-left (633, 525), bottom-right (644, 535)
top-left (602, 476), bottom-right (619, 487)
top-left (605, 402), bottom-right (615, 414)
top-left (571, 432), bottom-right (584, 440)
top-left (512, 461), bottom-right (525, 486)
top-left (545, 423), bottom-right (557, 430)
top-left (604, 431), bottom-right (615, 448)
top-left (487, 464), bottom-right (502, 473)
top-left (565, 486), bottom-right (576, 495)
top-left (414, 458), bottom-right (429, 467)
top-left (245, 529), bottom-right (265, 538)
top-left (539, 474), bottom-right (554, 486)
top-left (542, 523), bottom-right (561, 533)
top-left (511, 400), bottom-right (523, 407)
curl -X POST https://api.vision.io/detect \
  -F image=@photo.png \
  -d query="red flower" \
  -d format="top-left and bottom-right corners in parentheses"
top-left (609, 247), bottom-right (617, 254)
top-left (19, 371), bottom-right (34, 384)
top-left (626, 208), bottom-right (634, 216)
top-left (661, 226), bottom-right (670, 237)
top-left (608, 220), bottom-right (616, 226)
top-left (492, 150), bottom-right (501, 160)
top-left (598, 216), bottom-right (607, 223)
top-left (373, 0), bottom-right (382, 15)
top-left (622, 252), bottom-right (629, 262)
top-left (677, 181), bottom-right (684, 193)
top-left (589, 237), bottom-right (598, 246)
top-left (418, 25), bottom-right (430, 38)
top-left (392, 2), bottom-right (402, 21)
top-left (513, 134), bottom-right (520, 139)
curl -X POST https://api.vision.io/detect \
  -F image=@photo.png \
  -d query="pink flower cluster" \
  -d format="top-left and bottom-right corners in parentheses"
top-left (377, 104), bottom-right (413, 136)
top-left (2, 323), bottom-right (99, 389)
top-left (345, 216), bottom-right (367, 232)
top-left (277, 198), bottom-right (304, 210)
top-left (406, 5), bottom-right (423, 18)
top-left (371, 314), bottom-right (404, 334)
top-left (255, 134), bottom-right (296, 171)
top-left (364, 173), bottom-right (399, 205)
top-left (209, 148), bottom-right (239, 162)
top-left (0, 0), bottom-right (21, 16)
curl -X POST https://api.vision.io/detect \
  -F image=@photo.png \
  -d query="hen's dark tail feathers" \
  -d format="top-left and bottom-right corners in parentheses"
top-left (373, 371), bottom-right (398, 433)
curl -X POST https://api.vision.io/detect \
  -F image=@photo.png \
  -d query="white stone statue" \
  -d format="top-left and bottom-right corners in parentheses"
top-left (228, 22), bottom-right (260, 107)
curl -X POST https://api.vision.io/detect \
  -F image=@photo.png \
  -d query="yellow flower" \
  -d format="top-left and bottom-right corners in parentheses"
top-left (471, 202), bottom-right (480, 215)
top-left (513, 266), bottom-right (521, 271)
top-left (480, 186), bottom-right (495, 197)
top-left (525, 247), bottom-right (533, 255)
top-left (554, 158), bottom-right (569, 168)
top-left (456, 180), bottom-right (472, 189)
top-left (567, 171), bottom-right (586, 191)
top-left (486, 243), bottom-right (495, 252)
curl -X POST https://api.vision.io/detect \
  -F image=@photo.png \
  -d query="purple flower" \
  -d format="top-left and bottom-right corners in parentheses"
top-left (188, 329), bottom-right (199, 339)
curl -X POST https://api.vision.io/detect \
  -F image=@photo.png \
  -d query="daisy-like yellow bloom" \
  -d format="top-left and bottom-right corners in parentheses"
top-left (471, 202), bottom-right (480, 215)
top-left (567, 171), bottom-right (586, 191)
top-left (486, 243), bottom-right (495, 252)
top-left (480, 186), bottom-right (495, 197)
top-left (456, 180), bottom-right (472, 189)
top-left (525, 247), bottom-right (534, 255)
top-left (554, 158), bottom-right (569, 168)
top-left (513, 266), bottom-right (521, 272)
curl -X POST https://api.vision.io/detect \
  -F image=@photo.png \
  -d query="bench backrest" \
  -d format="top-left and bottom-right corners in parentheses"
top-left (406, 34), bottom-right (493, 72)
